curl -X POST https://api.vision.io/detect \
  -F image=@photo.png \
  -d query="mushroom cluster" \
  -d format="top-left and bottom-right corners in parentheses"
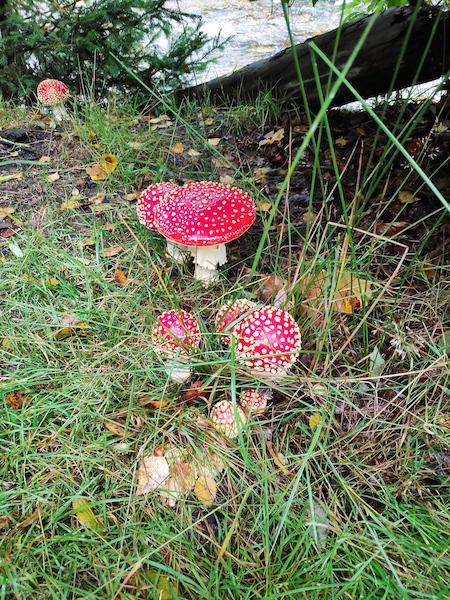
top-left (136, 181), bottom-right (256, 285)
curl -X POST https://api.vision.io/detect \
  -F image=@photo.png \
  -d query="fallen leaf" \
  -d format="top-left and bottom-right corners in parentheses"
top-left (203, 117), bottom-right (214, 126)
top-left (125, 192), bottom-right (139, 202)
top-left (257, 200), bottom-right (272, 212)
top-left (398, 190), bottom-right (420, 204)
top-left (114, 269), bottom-right (128, 287)
top-left (53, 321), bottom-right (89, 340)
top-left (86, 164), bottom-right (107, 181)
top-left (170, 142), bottom-right (184, 154)
top-left (93, 203), bottom-right (111, 214)
top-left (38, 155), bottom-right (51, 163)
top-left (219, 174), bottom-right (234, 185)
top-left (187, 148), bottom-right (201, 159)
top-left (0, 173), bottom-right (23, 183)
top-left (72, 498), bottom-right (101, 530)
top-left (194, 475), bottom-right (217, 507)
top-left (207, 138), bottom-right (221, 146)
top-left (104, 245), bottom-right (123, 258)
top-left (374, 221), bottom-right (408, 235)
top-left (0, 207), bottom-right (15, 219)
top-left (16, 508), bottom-right (40, 529)
top-left (47, 172), bottom-right (60, 183)
top-left (160, 460), bottom-right (197, 507)
top-left (253, 167), bottom-right (271, 183)
top-left (335, 137), bottom-right (350, 147)
top-left (104, 420), bottom-right (126, 437)
top-left (60, 200), bottom-right (81, 210)
top-left (146, 570), bottom-right (177, 600)
top-left (368, 346), bottom-right (386, 377)
top-left (139, 397), bottom-right (170, 409)
top-left (48, 277), bottom-right (59, 286)
top-left (101, 154), bottom-right (118, 174)
top-left (136, 455), bottom-right (170, 495)
top-left (259, 128), bottom-right (284, 147)
top-left (5, 390), bottom-right (31, 410)
top-left (8, 241), bottom-right (23, 258)
top-left (87, 192), bottom-right (106, 205)
top-left (309, 413), bottom-right (322, 429)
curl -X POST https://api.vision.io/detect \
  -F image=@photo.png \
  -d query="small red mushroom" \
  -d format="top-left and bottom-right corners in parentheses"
top-left (36, 79), bottom-right (69, 125)
top-left (239, 388), bottom-right (272, 416)
top-left (154, 182), bottom-right (256, 284)
top-left (233, 306), bottom-right (301, 377)
top-left (211, 400), bottom-right (247, 439)
top-left (151, 309), bottom-right (201, 383)
top-left (215, 298), bottom-right (257, 345)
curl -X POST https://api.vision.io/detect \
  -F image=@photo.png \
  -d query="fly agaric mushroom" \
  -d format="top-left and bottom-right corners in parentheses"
top-left (239, 388), bottom-right (272, 416)
top-left (154, 182), bottom-right (256, 284)
top-left (215, 298), bottom-right (257, 345)
top-left (136, 182), bottom-right (187, 263)
top-left (36, 79), bottom-right (70, 125)
top-left (233, 306), bottom-right (301, 377)
top-left (211, 400), bottom-right (247, 439)
top-left (151, 309), bottom-right (201, 383)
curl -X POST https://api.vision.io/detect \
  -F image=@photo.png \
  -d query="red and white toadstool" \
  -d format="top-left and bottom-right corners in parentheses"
top-left (239, 388), bottom-right (272, 416)
top-left (36, 79), bottom-right (70, 125)
top-left (154, 181), bottom-right (256, 284)
top-left (151, 309), bottom-right (201, 383)
top-left (136, 182), bottom-right (188, 263)
top-left (211, 400), bottom-right (247, 439)
top-left (233, 306), bottom-right (301, 377)
top-left (215, 298), bottom-right (257, 345)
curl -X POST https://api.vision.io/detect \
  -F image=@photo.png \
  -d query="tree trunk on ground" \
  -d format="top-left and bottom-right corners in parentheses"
top-left (176, 7), bottom-right (450, 108)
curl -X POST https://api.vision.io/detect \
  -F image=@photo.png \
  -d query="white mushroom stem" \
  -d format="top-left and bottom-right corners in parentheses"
top-left (52, 103), bottom-right (68, 124)
top-left (190, 244), bottom-right (227, 285)
top-left (164, 357), bottom-right (191, 384)
top-left (166, 241), bottom-right (191, 265)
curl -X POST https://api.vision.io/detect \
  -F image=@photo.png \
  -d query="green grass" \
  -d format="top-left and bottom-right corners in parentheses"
top-left (1, 44), bottom-right (449, 600)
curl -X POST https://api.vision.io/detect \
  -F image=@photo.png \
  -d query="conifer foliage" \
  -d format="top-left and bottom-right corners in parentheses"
top-left (0, 0), bottom-right (218, 100)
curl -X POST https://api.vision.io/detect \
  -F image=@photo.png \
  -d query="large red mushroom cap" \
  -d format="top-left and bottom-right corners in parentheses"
top-left (37, 79), bottom-right (69, 106)
top-left (151, 309), bottom-right (201, 357)
top-left (154, 181), bottom-right (255, 247)
top-left (211, 400), bottom-right (247, 439)
top-left (136, 182), bottom-right (179, 230)
top-left (215, 298), bottom-right (257, 345)
top-left (233, 306), bottom-right (301, 376)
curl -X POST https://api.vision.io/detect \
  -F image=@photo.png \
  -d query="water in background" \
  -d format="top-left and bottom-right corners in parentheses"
top-left (168, 0), bottom-right (341, 83)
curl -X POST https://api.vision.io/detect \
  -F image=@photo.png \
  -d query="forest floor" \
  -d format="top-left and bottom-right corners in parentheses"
top-left (0, 96), bottom-right (449, 599)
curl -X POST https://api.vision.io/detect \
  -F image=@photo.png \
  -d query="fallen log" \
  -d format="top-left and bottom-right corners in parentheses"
top-left (176, 7), bottom-right (450, 108)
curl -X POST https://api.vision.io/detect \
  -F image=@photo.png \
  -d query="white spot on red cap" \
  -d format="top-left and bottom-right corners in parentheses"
top-left (151, 309), bottom-right (201, 357)
top-left (233, 306), bottom-right (301, 374)
top-left (37, 80), bottom-right (69, 105)
top-left (136, 182), bottom-right (178, 230)
top-left (154, 182), bottom-right (256, 246)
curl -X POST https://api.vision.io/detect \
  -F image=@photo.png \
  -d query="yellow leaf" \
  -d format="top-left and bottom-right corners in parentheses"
top-left (48, 277), bottom-right (59, 286)
top-left (253, 167), bottom-right (271, 183)
top-left (194, 475), bottom-right (217, 507)
top-left (60, 200), bottom-right (81, 210)
top-left (114, 269), bottom-right (128, 287)
top-left (203, 117), bottom-right (214, 126)
top-left (86, 164), bottom-right (107, 181)
top-left (257, 200), bottom-right (272, 212)
top-left (398, 190), bottom-right (420, 204)
top-left (53, 322), bottom-right (89, 340)
top-left (207, 138), bottom-right (221, 146)
top-left (104, 245), bottom-right (123, 258)
top-left (87, 129), bottom-right (97, 140)
top-left (72, 498), bottom-right (101, 530)
top-left (0, 207), bottom-right (15, 219)
top-left (335, 137), bottom-right (350, 147)
top-left (170, 142), bottom-right (184, 154)
top-left (146, 570), bottom-right (177, 600)
top-left (46, 172), bottom-right (60, 183)
top-left (101, 153), bottom-right (118, 174)
top-left (38, 155), bottom-right (51, 163)
top-left (309, 413), bottom-right (322, 429)
top-left (259, 128), bottom-right (284, 147)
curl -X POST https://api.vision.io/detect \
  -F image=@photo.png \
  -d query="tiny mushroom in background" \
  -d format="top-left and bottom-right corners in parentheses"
top-left (233, 306), bottom-right (301, 377)
top-left (211, 400), bottom-right (247, 439)
top-left (215, 298), bottom-right (257, 345)
top-left (154, 181), bottom-right (256, 285)
top-left (239, 388), bottom-right (272, 416)
top-left (36, 79), bottom-right (70, 125)
top-left (136, 182), bottom-right (189, 263)
top-left (151, 309), bottom-right (201, 383)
